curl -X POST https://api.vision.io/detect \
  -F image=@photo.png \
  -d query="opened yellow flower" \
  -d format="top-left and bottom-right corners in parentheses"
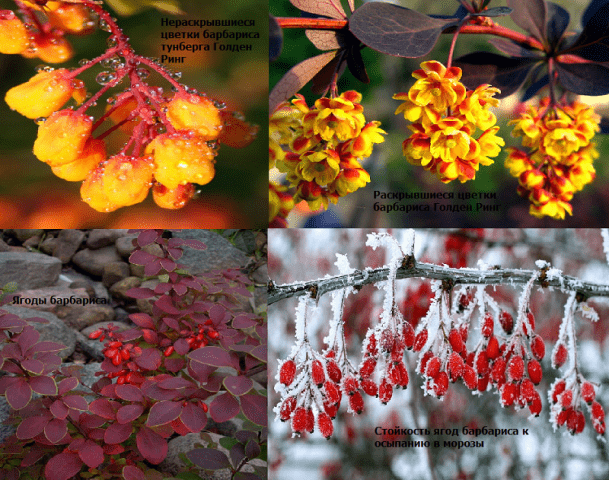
top-left (345, 121), bottom-right (386, 159)
top-left (457, 84), bottom-right (500, 130)
top-left (529, 197), bottom-right (572, 220)
top-left (332, 165), bottom-right (370, 197)
top-left (269, 181), bottom-right (294, 224)
top-left (407, 60), bottom-right (467, 112)
top-left (297, 150), bottom-right (341, 186)
top-left (5, 69), bottom-right (85, 119)
top-left (504, 148), bottom-right (534, 177)
top-left (428, 118), bottom-right (479, 163)
top-left (33, 109), bottom-right (92, 166)
top-left (302, 91), bottom-right (366, 143)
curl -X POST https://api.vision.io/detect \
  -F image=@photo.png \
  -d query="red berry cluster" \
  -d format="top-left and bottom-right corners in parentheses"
top-left (89, 325), bottom-right (145, 385)
top-left (550, 379), bottom-right (605, 435)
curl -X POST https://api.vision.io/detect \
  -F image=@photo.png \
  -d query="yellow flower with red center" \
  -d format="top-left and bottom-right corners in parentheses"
top-left (297, 150), bottom-right (341, 186)
top-left (345, 121), bottom-right (386, 159)
top-left (393, 94), bottom-right (441, 126)
top-left (542, 120), bottom-right (587, 160)
top-left (428, 118), bottom-right (478, 163)
top-left (457, 84), bottom-right (500, 130)
top-left (0, 10), bottom-right (29, 54)
top-left (302, 91), bottom-right (366, 143)
top-left (5, 69), bottom-right (86, 119)
top-left (478, 126), bottom-right (505, 165)
top-left (332, 165), bottom-right (371, 197)
top-left (405, 60), bottom-right (467, 112)
top-left (269, 181), bottom-right (294, 225)
top-left (33, 109), bottom-right (92, 166)
top-left (529, 197), bottom-right (572, 220)
top-left (504, 148), bottom-right (534, 177)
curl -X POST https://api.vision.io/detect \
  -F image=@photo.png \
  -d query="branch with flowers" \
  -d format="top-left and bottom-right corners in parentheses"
top-left (269, 0), bottom-right (609, 226)
top-left (0, 0), bottom-right (258, 213)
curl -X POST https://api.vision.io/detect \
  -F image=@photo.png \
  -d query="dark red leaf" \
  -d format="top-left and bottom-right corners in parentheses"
top-left (44, 418), bottom-right (68, 443)
top-left (129, 313), bottom-right (156, 328)
top-left (173, 338), bottom-right (190, 355)
top-left (158, 377), bottom-right (193, 389)
top-left (160, 258), bottom-right (176, 272)
top-left (79, 413), bottom-right (106, 429)
top-left (245, 439), bottom-right (261, 459)
top-left (78, 440), bottom-right (104, 469)
top-left (180, 403), bottom-right (207, 433)
top-left (6, 379), bottom-right (32, 410)
top-left (123, 465), bottom-right (146, 480)
top-left (117, 404), bottom-right (145, 424)
top-left (240, 394), bottom-right (267, 426)
top-left (557, 61), bottom-right (609, 95)
top-left (453, 51), bottom-right (538, 97)
top-left (305, 30), bottom-right (341, 51)
top-left (145, 259), bottom-right (163, 276)
top-left (89, 398), bottom-right (118, 420)
top-left (189, 346), bottom-right (232, 367)
top-left (26, 341), bottom-right (66, 355)
top-left (16, 414), bottom-right (50, 439)
top-left (187, 448), bottom-right (231, 470)
top-left (44, 452), bottom-right (83, 480)
top-left (126, 288), bottom-right (157, 300)
top-left (147, 401), bottom-right (183, 427)
top-left (0, 313), bottom-right (26, 329)
top-left (488, 38), bottom-right (542, 57)
top-left (507, 0), bottom-right (546, 42)
top-left (137, 230), bottom-right (159, 247)
top-left (29, 375), bottom-right (57, 395)
top-left (154, 282), bottom-right (172, 295)
top-left (62, 395), bottom-right (88, 411)
top-left (181, 239), bottom-right (206, 250)
top-left (250, 345), bottom-right (267, 362)
top-left (269, 51), bottom-right (337, 112)
top-left (162, 315), bottom-right (181, 330)
top-left (164, 357), bottom-right (186, 372)
top-left (223, 376), bottom-right (253, 396)
top-left (20, 444), bottom-right (47, 466)
top-left (155, 295), bottom-right (180, 314)
top-left (0, 376), bottom-right (18, 394)
top-left (135, 348), bottom-right (162, 371)
top-left (58, 377), bottom-right (79, 396)
top-left (103, 443), bottom-right (125, 455)
top-left (290, 0), bottom-right (345, 19)
top-left (209, 392), bottom-right (240, 423)
top-left (17, 327), bottom-right (40, 355)
top-left (115, 384), bottom-right (144, 402)
top-left (167, 247), bottom-right (183, 260)
top-left (546, 2), bottom-right (570, 48)
top-left (136, 426), bottom-right (168, 464)
top-left (50, 399), bottom-right (69, 419)
top-left (346, 46), bottom-right (370, 84)
top-left (104, 421), bottom-right (133, 444)
top-left (349, 3), bottom-right (458, 58)
top-left (566, 1), bottom-right (609, 61)
top-left (232, 314), bottom-right (258, 329)
top-left (129, 249), bottom-right (158, 266)
top-left (21, 359), bottom-right (44, 375)
top-left (230, 442), bottom-right (246, 469)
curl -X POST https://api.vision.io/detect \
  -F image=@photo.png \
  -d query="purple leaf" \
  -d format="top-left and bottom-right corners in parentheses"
top-left (189, 346), bottom-right (232, 367)
top-left (158, 377), bottom-right (194, 389)
top-left (164, 357), bottom-right (186, 372)
top-left (50, 400), bottom-right (69, 419)
top-left (147, 401), bottom-right (183, 427)
top-left (507, 0), bottom-right (546, 42)
top-left (29, 375), bottom-right (57, 395)
top-left (104, 421), bottom-right (133, 444)
top-left (78, 440), bottom-right (104, 469)
top-left (174, 338), bottom-right (190, 355)
top-left (209, 392), bottom-right (240, 423)
top-left (129, 249), bottom-right (158, 265)
top-left (89, 398), bottom-right (118, 420)
top-left (62, 395), bottom-right (88, 411)
top-left (44, 452), bottom-right (83, 480)
top-left (556, 62), bottom-right (609, 95)
top-left (160, 258), bottom-right (176, 272)
top-left (250, 345), bottom-right (267, 362)
top-left (180, 403), bottom-right (207, 433)
top-left (117, 404), bottom-right (145, 424)
top-left (0, 313), bottom-right (26, 329)
top-left (240, 394), bottom-right (267, 426)
top-left (44, 418), bottom-right (68, 444)
top-left (17, 327), bottom-right (40, 356)
top-left (145, 259), bottom-right (163, 276)
top-left (137, 230), bottom-right (159, 247)
top-left (57, 377), bottom-right (79, 395)
top-left (136, 426), bottom-right (168, 464)
top-left (126, 288), bottom-right (157, 300)
top-left (135, 348), bottom-right (162, 371)
top-left (26, 341), bottom-right (66, 355)
top-left (232, 314), bottom-right (258, 329)
top-left (223, 376), bottom-right (253, 396)
top-left (21, 359), bottom-right (44, 375)
top-left (186, 448), bottom-right (231, 470)
top-left (123, 465), bottom-right (146, 480)
top-left (115, 384), bottom-right (144, 402)
top-left (16, 414), bottom-right (51, 439)
top-left (155, 295), bottom-right (180, 314)
top-left (349, 3), bottom-right (458, 58)
top-left (129, 312), bottom-right (156, 328)
top-left (6, 379), bottom-right (32, 409)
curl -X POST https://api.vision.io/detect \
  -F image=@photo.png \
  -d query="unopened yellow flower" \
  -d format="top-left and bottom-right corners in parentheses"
top-left (408, 60), bottom-right (467, 112)
top-left (46, 3), bottom-right (94, 35)
top-left (519, 169), bottom-right (546, 190)
top-left (33, 109), bottom-right (92, 166)
top-left (270, 138), bottom-right (285, 169)
top-left (303, 91), bottom-right (366, 143)
top-left (81, 165), bottom-right (119, 213)
top-left (165, 93), bottom-right (223, 141)
top-left (345, 121), bottom-right (386, 159)
top-left (152, 183), bottom-right (196, 210)
top-left (0, 10), bottom-right (29, 54)
top-left (23, 33), bottom-right (73, 63)
top-left (51, 138), bottom-right (105, 181)
top-left (146, 131), bottom-right (216, 189)
top-left (297, 150), bottom-right (341, 186)
top-left (5, 69), bottom-right (85, 119)
top-left (102, 155), bottom-right (153, 208)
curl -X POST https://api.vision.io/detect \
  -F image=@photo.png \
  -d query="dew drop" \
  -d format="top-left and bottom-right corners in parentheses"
top-left (35, 117), bottom-right (46, 125)
top-left (177, 162), bottom-right (189, 169)
top-left (78, 58), bottom-right (90, 66)
top-left (107, 96), bottom-right (116, 105)
top-left (99, 18), bottom-right (112, 32)
top-left (232, 111), bottom-right (245, 121)
top-left (186, 88), bottom-right (199, 95)
top-left (96, 71), bottom-right (116, 85)
top-left (35, 65), bottom-right (52, 73)
top-left (213, 101), bottom-right (226, 109)
top-left (170, 71), bottom-right (182, 80)
top-left (106, 37), bottom-right (118, 48)
top-left (136, 68), bottom-right (150, 78)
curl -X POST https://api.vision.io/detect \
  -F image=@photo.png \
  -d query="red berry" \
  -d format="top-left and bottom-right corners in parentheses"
top-left (507, 356), bottom-right (524, 382)
top-left (591, 401), bottom-right (604, 421)
top-left (530, 335), bottom-right (545, 361)
top-left (561, 389), bottom-right (573, 409)
top-left (500, 383), bottom-right (518, 407)
top-left (359, 358), bottom-right (377, 379)
top-left (88, 329), bottom-right (102, 339)
top-left (557, 408), bottom-right (571, 426)
top-left (105, 348), bottom-right (118, 358)
top-left (365, 332), bottom-right (378, 356)
top-left (325, 350), bottom-right (336, 359)
top-left (121, 349), bottom-right (130, 360)
top-left (324, 401), bottom-right (339, 419)
top-left (361, 378), bottom-right (378, 397)
top-left (433, 371), bottom-right (449, 397)
top-left (486, 336), bottom-right (499, 360)
top-left (552, 344), bottom-right (568, 368)
top-left (459, 325), bottom-right (469, 344)
top-left (449, 329), bottom-right (464, 354)
top-left (326, 360), bottom-right (342, 383)
top-left (491, 358), bottom-right (506, 385)
top-left (520, 378), bottom-right (536, 404)
top-left (477, 374), bottom-right (489, 392)
top-left (475, 351), bottom-right (489, 377)
top-left (462, 365), bottom-right (477, 390)
top-left (201, 402), bottom-right (208, 413)
top-left (305, 408), bottom-right (315, 433)
top-left (458, 293), bottom-right (470, 309)
top-left (117, 375), bottom-right (127, 385)
top-left (379, 378), bottom-right (392, 404)
top-left (317, 412), bottom-right (334, 439)
top-left (413, 329), bottom-right (428, 352)
top-left (280, 360), bottom-right (297, 386)
top-left (528, 391), bottom-right (542, 416)
top-left (552, 380), bottom-right (566, 403)
top-left (499, 310), bottom-right (513, 334)
top-left (380, 328), bottom-right (394, 353)
top-left (290, 407), bottom-right (305, 433)
top-left (108, 341), bottom-right (123, 348)
top-left (403, 322), bottom-right (415, 350)
top-left (481, 313), bottom-right (494, 338)
top-left (397, 362), bottom-right (409, 388)
top-left (582, 382), bottom-right (596, 404)
top-left (567, 409), bottom-right (582, 434)
top-left (311, 360), bottom-right (325, 386)
top-left (324, 381), bottom-right (341, 404)
top-left (390, 340), bottom-right (405, 364)
top-left (349, 392), bottom-right (364, 414)
top-left (425, 356), bottom-right (441, 380)
top-left (164, 346), bottom-right (175, 357)
top-left (523, 311), bottom-right (535, 336)
top-left (527, 359), bottom-right (542, 385)
top-left (448, 352), bottom-right (464, 382)
top-left (342, 375), bottom-right (359, 396)
top-left (388, 363), bottom-right (401, 386)
top-left (419, 351), bottom-right (433, 375)
top-left (112, 354), bottom-right (122, 366)
top-left (208, 330), bottom-right (219, 339)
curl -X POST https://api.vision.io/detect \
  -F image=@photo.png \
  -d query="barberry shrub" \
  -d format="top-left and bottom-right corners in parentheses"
top-left (269, 229), bottom-right (609, 479)
top-left (0, 0), bottom-right (263, 221)
top-left (270, 0), bottom-right (609, 227)
top-left (0, 229), bottom-right (267, 480)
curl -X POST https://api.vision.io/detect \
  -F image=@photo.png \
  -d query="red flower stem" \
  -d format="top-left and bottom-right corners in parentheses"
top-left (446, 16), bottom-right (469, 69)
top-left (66, 46), bottom-right (122, 79)
top-left (274, 17), bottom-right (545, 51)
top-left (76, 67), bottom-right (129, 114)
top-left (91, 92), bottom-right (134, 131)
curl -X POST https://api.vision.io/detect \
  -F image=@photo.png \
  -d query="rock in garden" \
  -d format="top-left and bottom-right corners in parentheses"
top-left (87, 229), bottom-right (129, 249)
top-left (0, 252), bottom-right (61, 290)
top-left (53, 229), bottom-right (85, 263)
top-left (72, 246), bottom-right (122, 276)
top-left (178, 230), bottom-right (249, 275)
top-left (102, 261), bottom-right (131, 287)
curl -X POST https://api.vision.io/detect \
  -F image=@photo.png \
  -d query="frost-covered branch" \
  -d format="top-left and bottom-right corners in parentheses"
top-left (268, 261), bottom-right (609, 305)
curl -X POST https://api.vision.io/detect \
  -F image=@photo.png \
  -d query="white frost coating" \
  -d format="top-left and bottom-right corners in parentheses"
top-left (335, 253), bottom-right (355, 275)
top-left (324, 289), bottom-right (345, 350)
top-left (294, 295), bottom-right (308, 344)
top-left (401, 229), bottom-right (416, 256)
top-left (535, 259), bottom-right (550, 269)
top-left (602, 229), bottom-right (609, 265)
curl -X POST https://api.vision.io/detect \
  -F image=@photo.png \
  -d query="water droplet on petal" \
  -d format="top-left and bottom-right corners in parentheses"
top-left (213, 101), bottom-right (226, 109)
top-left (96, 71), bottom-right (117, 85)
top-left (35, 117), bottom-right (46, 125)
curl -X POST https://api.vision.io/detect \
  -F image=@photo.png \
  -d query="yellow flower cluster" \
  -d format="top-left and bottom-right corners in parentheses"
top-left (270, 91), bottom-right (384, 225)
top-left (506, 97), bottom-right (600, 219)
top-left (393, 60), bottom-right (504, 183)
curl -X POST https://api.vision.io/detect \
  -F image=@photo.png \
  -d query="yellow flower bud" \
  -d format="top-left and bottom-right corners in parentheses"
top-left (46, 3), bottom-right (95, 35)
top-left (102, 155), bottom-right (154, 207)
top-left (0, 10), bottom-right (29, 54)
top-left (51, 138), bottom-right (105, 181)
top-left (6, 69), bottom-right (80, 119)
top-left (81, 165), bottom-right (119, 213)
top-left (23, 33), bottom-right (73, 64)
top-left (165, 92), bottom-right (223, 140)
top-left (33, 109), bottom-right (92, 165)
top-left (146, 131), bottom-right (216, 189)
top-left (152, 182), bottom-right (196, 209)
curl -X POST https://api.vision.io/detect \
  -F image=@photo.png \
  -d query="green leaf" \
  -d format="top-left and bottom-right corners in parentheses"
top-left (105, 0), bottom-right (184, 15)
top-left (219, 437), bottom-right (239, 450)
top-left (175, 473), bottom-right (205, 480)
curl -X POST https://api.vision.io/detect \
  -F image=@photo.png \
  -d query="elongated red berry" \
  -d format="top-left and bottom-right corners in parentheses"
top-left (361, 378), bottom-right (378, 397)
top-left (433, 371), bottom-right (449, 397)
top-left (280, 397), bottom-right (296, 421)
top-left (349, 392), bottom-right (364, 414)
top-left (500, 383), bottom-right (518, 407)
top-left (499, 310), bottom-right (513, 334)
top-left (112, 354), bottom-right (122, 366)
top-left (581, 382), bottom-right (596, 404)
top-left (326, 360), bottom-right (342, 383)
top-left (311, 360), bottom-right (325, 386)
top-left (291, 407), bottom-right (307, 434)
top-left (520, 378), bottom-right (536, 404)
top-left (379, 378), bottom-right (392, 404)
top-left (359, 357), bottom-right (376, 379)
top-left (481, 313), bottom-right (494, 338)
top-left (403, 322), bottom-right (415, 350)
top-left (317, 412), bottom-right (334, 439)
top-left (486, 336), bottom-right (499, 360)
top-left (449, 329), bottom-right (464, 353)
top-left (448, 352), bottom-right (464, 382)
top-left (365, 333), bottom-right (378, 356)
top-left (523, 311), bottom-right (535, 336)
top-left (121, 349), bottom-right (130, 360)
top-left (419, 351), bottom-right (433, 375)
top-left (591, 401), bottom-right (605, 434)
top-left (397, 362), bottom-right (409, 388)
top-left (561, 389), bottom-right (573, 409)
top-left (552, 380), bottom-right (566, 403)
top-left (324, 401), bottom-right (339, 419)
top-left (280, 359), bottom-right (297, 386)
top-left (305, 408), bottom-right (315, 433)
top-left (380, 328), bottom-right (394, 353)
top-left (491, 357), bottom-right (506, 385)
top-left (164, 346), bottom-right (175, 357)
top-left (413, 329), bottom-right (428, 352)
top-left (425, 356), bottom-right (441, 380)
top-left (530, 335), bottom-right (545, 361)
top-left (105, 348), bottom-right (118, 359)
top-left (527, 359), bottom-right (542, 385)
top-left (475, 351), bottom-right (489, 377)
top-left (88, 329), bottom-right (102, 339)
top-left (507, 356), bottom-right (524, 382)
top-left (324, 381), bottom-right (341, 404)
top-left (552, 344), bottom-right (568, 368)
top-left (462, 365), bottom-right (477, 390)
top-left (388, 363), bottom-right (401, 386)
top-left (342, 375), bottom-right (359, 395)
top-left (529, 392), bottom-right (542, 416)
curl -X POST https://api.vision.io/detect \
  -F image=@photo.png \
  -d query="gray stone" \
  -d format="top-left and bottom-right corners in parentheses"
top-left (109, 276), bottom-right (142, 300)
top-left (1, 306), bottom-right (75, 358)
top-left (0, 252), bottom-right (61, 290)
top-left (0, 397), bottom-right (16, 445)
top-left (74, 331), bottom-right (105, 361)
top-left (178, 231), bottom-right (249, 275)
top-left (58, 304), bottom-right (116, 331)
top-left (0, 238), bottom-right (10, 252)
top-left (4, 229), bottom-right (44, 242)
top-left (87, 229), bottom-right (129, 249)
top-left (129, 263), bottom-right (145, 277)
top-left (135, 279), bottom-right (159, 315)
top-left (53, 229), bottom-right (85, 263)
top-left (115, 236), bottom-right (137, 257)
top-left (39, 236), bottom-right (57, 254)
top-left (72, 246), bottom-right (122, 277)
top-left (102, 261), bottom-right (131, 288)
top-left (22, 235), bottom-right (42, 249)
